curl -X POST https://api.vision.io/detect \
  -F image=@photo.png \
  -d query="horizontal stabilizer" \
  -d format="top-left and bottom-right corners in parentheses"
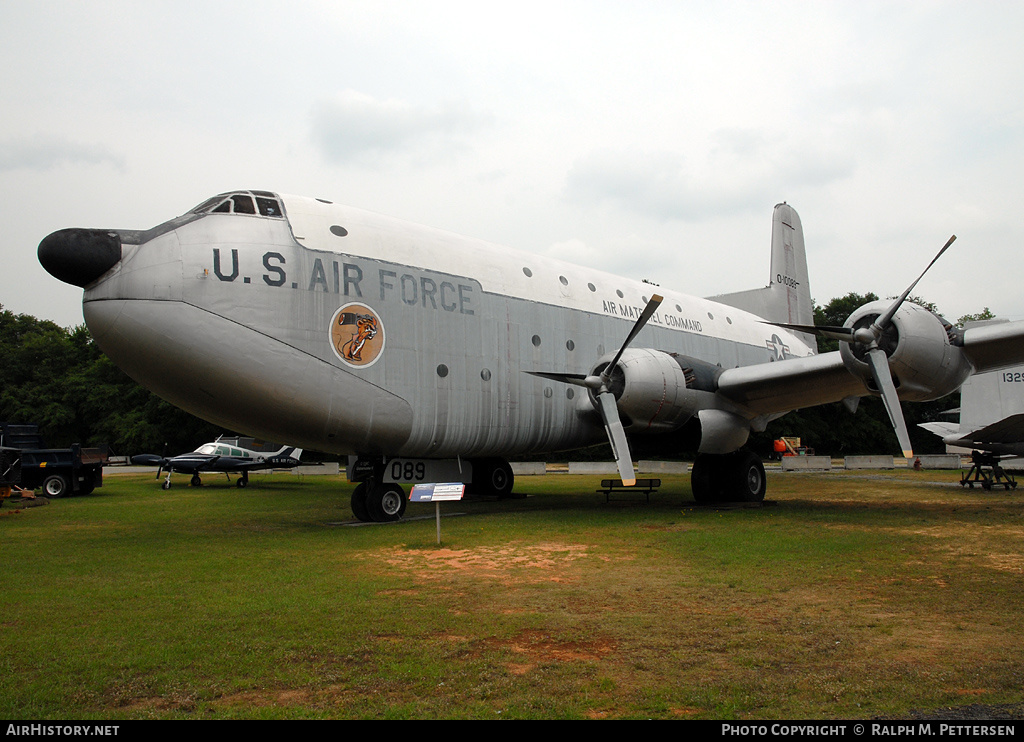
top-left (918, 421), bottom-right (959, 439)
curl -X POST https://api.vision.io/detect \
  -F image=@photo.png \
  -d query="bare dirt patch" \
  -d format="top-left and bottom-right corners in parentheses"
top-left (477, 629), bottom-right (617, 675)
top-left (364, 542), bottom-right (593, 584)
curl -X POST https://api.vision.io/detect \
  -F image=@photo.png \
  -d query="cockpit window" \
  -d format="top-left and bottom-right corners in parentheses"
top-left (190, 191), bottom-right (284, 218)
top-left (256, 197), bottom-right (281, 217)
top-left (232, 195), bottom-right (256, 214)
top-left (191, 196), bottom-right (226, 213)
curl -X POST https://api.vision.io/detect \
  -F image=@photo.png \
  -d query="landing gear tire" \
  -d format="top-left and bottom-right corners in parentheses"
top-left (730, 451), bottom-right (766, 503)
top-left (473, 458), bottom-right (515, 498)
top-left (236, 474), bottom-right (248, 489)
top-left (690, 455), bottom-right (719, 504)
top-left (691, 451), bottom-right (766, 504)
top-left (190, 474), bottom-right (202, 487)
top-left (351, 481), bottom-right (407, 522)
top-left (351, 482), bottom-right (371, 522)
top-left (42, 474), bottom-right (70, 498)
top-left (367, 482), bottom-right (407, 522)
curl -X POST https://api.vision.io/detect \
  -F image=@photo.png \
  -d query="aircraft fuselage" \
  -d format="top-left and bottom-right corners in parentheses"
top-left (70, 192), bottom-right (815, 460)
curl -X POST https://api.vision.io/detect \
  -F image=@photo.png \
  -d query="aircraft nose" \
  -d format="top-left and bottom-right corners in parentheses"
top-left (38, 228), bottom-right (122, 288)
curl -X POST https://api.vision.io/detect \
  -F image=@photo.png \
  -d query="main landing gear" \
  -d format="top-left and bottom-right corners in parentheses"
top-left (690, 451), bottom-right (766, 505)
top-left (348, 457), bottom-right (517, 523)
top-left (350, 480), bottom-right (408, 523)
top-left (160, 471), bottom-right (250, 490)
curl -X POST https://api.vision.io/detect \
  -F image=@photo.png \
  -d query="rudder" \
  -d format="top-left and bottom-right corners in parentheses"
top-left (710, 202), bottom-right (815, 349)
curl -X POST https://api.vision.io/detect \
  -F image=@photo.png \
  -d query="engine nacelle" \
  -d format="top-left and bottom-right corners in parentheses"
top-left (588, 348), bottom-right (702, 433)
top-left (840, 300), bottom-right (973, 401)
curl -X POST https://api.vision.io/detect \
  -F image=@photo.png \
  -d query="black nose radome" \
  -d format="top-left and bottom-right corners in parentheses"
top-left (38, 228), bottom-right (122, 288)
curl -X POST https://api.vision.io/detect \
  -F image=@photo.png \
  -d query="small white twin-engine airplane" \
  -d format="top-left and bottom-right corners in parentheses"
top-left (131, 437), bottom-right (303, 489)
top-left (37, 190), bottom-right (1024, 521)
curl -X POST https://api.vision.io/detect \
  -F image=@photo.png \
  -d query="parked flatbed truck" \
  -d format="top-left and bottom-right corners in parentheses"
top-left (1, 446), bottom-right (20, 505)
top-left (0, 423), bottom-right (108, 497)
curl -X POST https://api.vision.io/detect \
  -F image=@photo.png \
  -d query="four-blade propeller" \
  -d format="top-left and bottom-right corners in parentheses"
top-left (530, 294), bottom-right (663, 485)
top-left (772, 235), bottom-right (957, 458)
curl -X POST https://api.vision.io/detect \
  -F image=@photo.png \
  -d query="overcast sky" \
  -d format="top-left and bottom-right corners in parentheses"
top-left (3, 0), bottom-right (1023, 329)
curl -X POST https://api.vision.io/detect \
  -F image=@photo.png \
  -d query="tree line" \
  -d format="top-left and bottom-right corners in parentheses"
top-left (0, 304), bottom-right (221, 454)
top-left (0, 297), bottom-right (994, 458)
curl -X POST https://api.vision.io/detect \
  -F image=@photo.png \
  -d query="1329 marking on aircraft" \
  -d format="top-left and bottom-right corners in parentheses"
top-left (37, 189), bottom-right (1024, 522)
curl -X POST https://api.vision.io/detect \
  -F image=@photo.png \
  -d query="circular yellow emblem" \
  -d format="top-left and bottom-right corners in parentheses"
top-left (330, 303), bottom-right (385, 368)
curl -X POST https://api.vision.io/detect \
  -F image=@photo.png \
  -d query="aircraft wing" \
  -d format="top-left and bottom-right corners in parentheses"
top-left (717, 319), bottom-right (1024, 419)
top-left (714, 351), bottom-right (866, 417)
top-left (957, 413), bottom-right (1024, 446)
top-left (919, 413), bottom-right (1024, 457)
top-left (130, 453), bottom-right (169, 467)
top-left (961, 322), bottom-right (1024, 373)
top-left (164, 454), bottom-right (221, 473)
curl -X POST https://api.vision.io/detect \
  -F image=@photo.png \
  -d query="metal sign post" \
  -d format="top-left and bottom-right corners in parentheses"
top-left (409, 482), bottom-right (466, 544)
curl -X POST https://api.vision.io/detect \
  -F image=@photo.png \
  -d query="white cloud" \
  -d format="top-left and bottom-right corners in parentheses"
top-left (0, 136), bottom-right (125, 173)
top-left (564, 134), bottom-right (855, 223)
top-left (3, 1), bottom-right (1024, 329)
top-left (310, 90), bottom-right (489, 164)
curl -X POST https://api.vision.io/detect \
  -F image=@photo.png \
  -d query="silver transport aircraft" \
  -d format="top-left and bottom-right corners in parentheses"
top-left (36, 190), bottom-right (1024, 521)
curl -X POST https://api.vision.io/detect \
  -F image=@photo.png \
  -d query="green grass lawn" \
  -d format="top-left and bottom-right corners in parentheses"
top-left (2, 468), bottom-right (1023, 719)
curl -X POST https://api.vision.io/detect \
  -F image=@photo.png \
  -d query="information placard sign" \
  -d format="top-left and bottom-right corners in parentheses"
top-left (410, 483), bottom-right (466, 545)
top-left (410, 482), bottom-right (465, 502)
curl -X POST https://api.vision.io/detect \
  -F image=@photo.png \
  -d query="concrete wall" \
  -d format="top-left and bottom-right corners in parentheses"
top-left (637, 460), bottom-right (690, 474)
top-left (843, 455), bottom-right (895, 469)
top-left (914, 454), bottom-right (963, 469)
top-left (291, 463), bottom-right (340, 475)
top-left (511, 462), bottom-right (547, 476)
top-left (567, 462), bottom-right (620, 475)
top-left (781, 456), bottom-right (832, 471)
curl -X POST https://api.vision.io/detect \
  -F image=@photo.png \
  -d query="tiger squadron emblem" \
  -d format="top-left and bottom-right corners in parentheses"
top-left (331, 303), bottom-right (385, 368)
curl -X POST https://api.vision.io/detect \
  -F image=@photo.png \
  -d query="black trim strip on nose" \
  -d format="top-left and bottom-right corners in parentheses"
top-left (38, 228), bottom-right (122, 288)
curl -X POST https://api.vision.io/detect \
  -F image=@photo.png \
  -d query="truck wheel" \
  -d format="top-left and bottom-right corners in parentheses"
top-left (42, 474), bottom-right (70, 498)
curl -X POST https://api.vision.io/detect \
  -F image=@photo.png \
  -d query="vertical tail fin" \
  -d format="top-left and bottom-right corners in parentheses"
top-left (709, 203), bottom-right (815, 349)
top-left (958, 346), bottom-right (1019, 434)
